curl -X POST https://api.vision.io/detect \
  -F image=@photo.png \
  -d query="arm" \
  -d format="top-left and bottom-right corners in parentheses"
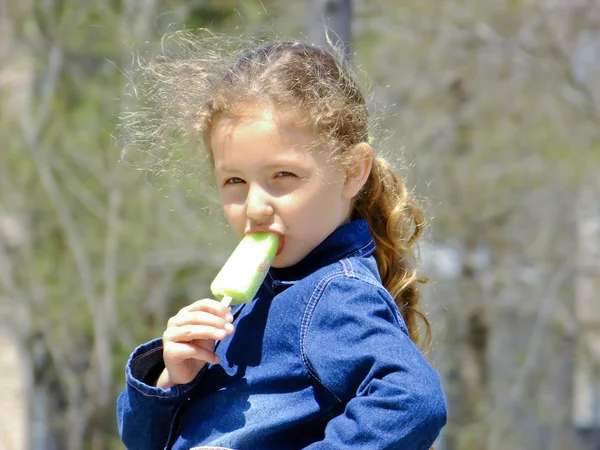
top-left (117, 338), bottom-right (188, 450)
top-left (302, 276), bottom-right (447, 450)
top-left (117, 299), bottom-right (234, 450)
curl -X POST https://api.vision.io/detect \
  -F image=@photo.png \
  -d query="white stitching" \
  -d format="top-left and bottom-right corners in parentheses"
top-left (344, 259), bottom-right (356, 277)
top-left (347, 239), bottom-right (375, 259)
top-left (127, 380), bottom-right (179, 399)
top-left (349, 269), bottom-right (408, 332)
top-left (339, 259), bottom-right (349, 277)
top-left (300, 269), bottom-right (345, 403)
top-left (300, 260), bottom-right (408, 398)
top-left (132, 345), bottom-right (162, 361)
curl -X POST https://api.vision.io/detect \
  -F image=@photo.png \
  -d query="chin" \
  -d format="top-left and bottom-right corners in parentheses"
top-left (271, 252), bottom-right (302, 269)
top-left (271, 257), bottom-right (288, 269)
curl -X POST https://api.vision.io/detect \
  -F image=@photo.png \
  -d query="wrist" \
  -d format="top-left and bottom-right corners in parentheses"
top-left (155, 368), bottom-right (175, 389)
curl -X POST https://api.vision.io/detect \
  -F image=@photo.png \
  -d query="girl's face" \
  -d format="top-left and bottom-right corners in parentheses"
top-left (210, 106), bottom-right (354, 268)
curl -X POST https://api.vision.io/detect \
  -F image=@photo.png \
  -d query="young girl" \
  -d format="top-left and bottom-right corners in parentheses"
top-left (117, 39), bottom-right (447, 450)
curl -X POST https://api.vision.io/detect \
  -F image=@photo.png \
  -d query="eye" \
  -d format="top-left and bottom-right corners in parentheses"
top-left (224, 177), bottom-right (245, 186)
top-left (274, 171), bottom-right (296, 179)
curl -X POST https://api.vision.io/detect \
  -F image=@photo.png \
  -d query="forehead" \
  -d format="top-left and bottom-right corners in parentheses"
top-left (212, 105), bottom-right (311, 139)
top-left (210, 106), bottom-right (320, 163)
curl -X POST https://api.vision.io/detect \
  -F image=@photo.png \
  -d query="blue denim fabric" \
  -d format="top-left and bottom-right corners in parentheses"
top-left (117, 219), bottom-right (447, 450)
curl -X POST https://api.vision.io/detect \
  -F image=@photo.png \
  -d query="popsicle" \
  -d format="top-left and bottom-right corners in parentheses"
top-left (211, 232), bottom-right (280, 307)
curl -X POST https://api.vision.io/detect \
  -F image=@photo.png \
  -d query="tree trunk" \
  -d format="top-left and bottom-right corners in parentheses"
top-left (306, 0), bottom-right (352, 61)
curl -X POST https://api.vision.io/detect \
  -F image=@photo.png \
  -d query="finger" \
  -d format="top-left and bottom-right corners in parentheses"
top-left (164, 324), bottom-right (229, 343)
top-left (169, 311), bottom-right (233, 330)
top-left (164, 341), bottom-right (220, 365)
top-left (180, 298), bottom-right (229, 318)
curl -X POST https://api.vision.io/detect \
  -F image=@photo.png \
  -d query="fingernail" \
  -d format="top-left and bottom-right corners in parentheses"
top-left (225, 323), bottom-right (234, 333)
top-left (226, 313), bottom-right (234, 322)
top-left (215, 329), bottom-right (226, 337)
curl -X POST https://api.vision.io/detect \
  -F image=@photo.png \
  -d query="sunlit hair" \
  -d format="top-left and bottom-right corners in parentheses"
top-left (122, 32), bottom-right (430, 349)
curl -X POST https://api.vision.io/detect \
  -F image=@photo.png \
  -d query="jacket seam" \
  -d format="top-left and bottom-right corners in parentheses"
top-left (345, 259), bottom-right (382, 288)
top-left (346, 259), bottom-right (408, 332)
top-left (300, 259), bottom-right (384, 403)
top-left (132, 345), bottom-right (162, 361)
top-left (301, 261), bottom-right (408, 398)
top-left (300, 268), bottom-right (346, 403)
top-left (347, 239), bottom-right (375, 259)
top-left (340, 259), bottom-right (352, 277)
top-left (126, 379), bottom-right (180, 399)
top-left (127, 365), bottom-right (206, 401)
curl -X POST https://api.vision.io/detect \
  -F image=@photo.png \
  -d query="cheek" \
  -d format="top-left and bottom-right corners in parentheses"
top-left (283, 184), bottom-right (342, 221)
top-left (219, 186), bottom-right (247, 205)
top-left (313, 180), bottom-right (344, 208)
top-left (222, 204), bottom-right (244, 227)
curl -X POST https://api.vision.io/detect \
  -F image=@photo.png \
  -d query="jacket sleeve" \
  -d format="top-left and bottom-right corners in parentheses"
top-left (302, 275), bottom-right (447, 450)
top-left (116, 338), bottom-right (205, 450)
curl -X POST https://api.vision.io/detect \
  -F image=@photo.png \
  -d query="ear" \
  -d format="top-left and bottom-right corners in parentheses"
top-left (342, 143), bottom-right (373, 199)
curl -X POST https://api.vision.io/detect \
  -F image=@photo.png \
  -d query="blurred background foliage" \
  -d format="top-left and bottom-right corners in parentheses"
top-left (1, 0), bottom-right (600, 449)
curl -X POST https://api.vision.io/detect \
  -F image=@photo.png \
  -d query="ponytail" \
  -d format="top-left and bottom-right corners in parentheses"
top-left (351, 156), bottom-right (431, 350)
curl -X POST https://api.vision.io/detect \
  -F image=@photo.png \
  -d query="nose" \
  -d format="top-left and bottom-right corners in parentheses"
top-left (246, 184), bottom-right (274, 223)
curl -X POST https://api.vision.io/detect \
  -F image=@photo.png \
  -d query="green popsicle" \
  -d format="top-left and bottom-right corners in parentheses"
top-left (211, 232), bottom-right (280, 306)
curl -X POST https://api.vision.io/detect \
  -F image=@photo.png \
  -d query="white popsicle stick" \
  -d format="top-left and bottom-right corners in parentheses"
top-left (221, 295), bottom-right (233, 307)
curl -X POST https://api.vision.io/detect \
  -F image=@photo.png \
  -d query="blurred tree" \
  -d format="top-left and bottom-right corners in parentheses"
top-left (0, 1), bottom-right (274, 449)
top-left (307, 0), bottom-right (352, 60)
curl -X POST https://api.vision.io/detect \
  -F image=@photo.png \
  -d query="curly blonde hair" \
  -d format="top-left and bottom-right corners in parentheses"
top-left (121, 32), bottom-right (430, 348)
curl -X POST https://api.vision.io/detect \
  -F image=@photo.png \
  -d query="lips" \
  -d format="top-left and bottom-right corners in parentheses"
top-left (276, 235), bottom-right (285, 255)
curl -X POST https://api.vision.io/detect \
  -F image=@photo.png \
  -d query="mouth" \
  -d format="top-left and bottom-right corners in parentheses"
top-left (276, 235), bottom-right (284, 255)
top-left (244, 228), bottom-right (284, 255)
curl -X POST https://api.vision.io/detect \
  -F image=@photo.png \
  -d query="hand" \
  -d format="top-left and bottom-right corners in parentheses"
top-left (156, 298), bottom-right (234, 388)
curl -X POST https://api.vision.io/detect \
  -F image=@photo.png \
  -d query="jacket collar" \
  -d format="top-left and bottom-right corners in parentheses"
top-left (267, 219), bottom-right (375, 286)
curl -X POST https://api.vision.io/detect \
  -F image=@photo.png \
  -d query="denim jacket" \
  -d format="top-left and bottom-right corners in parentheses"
top-left (117, 219), bottom-right (447, 450)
